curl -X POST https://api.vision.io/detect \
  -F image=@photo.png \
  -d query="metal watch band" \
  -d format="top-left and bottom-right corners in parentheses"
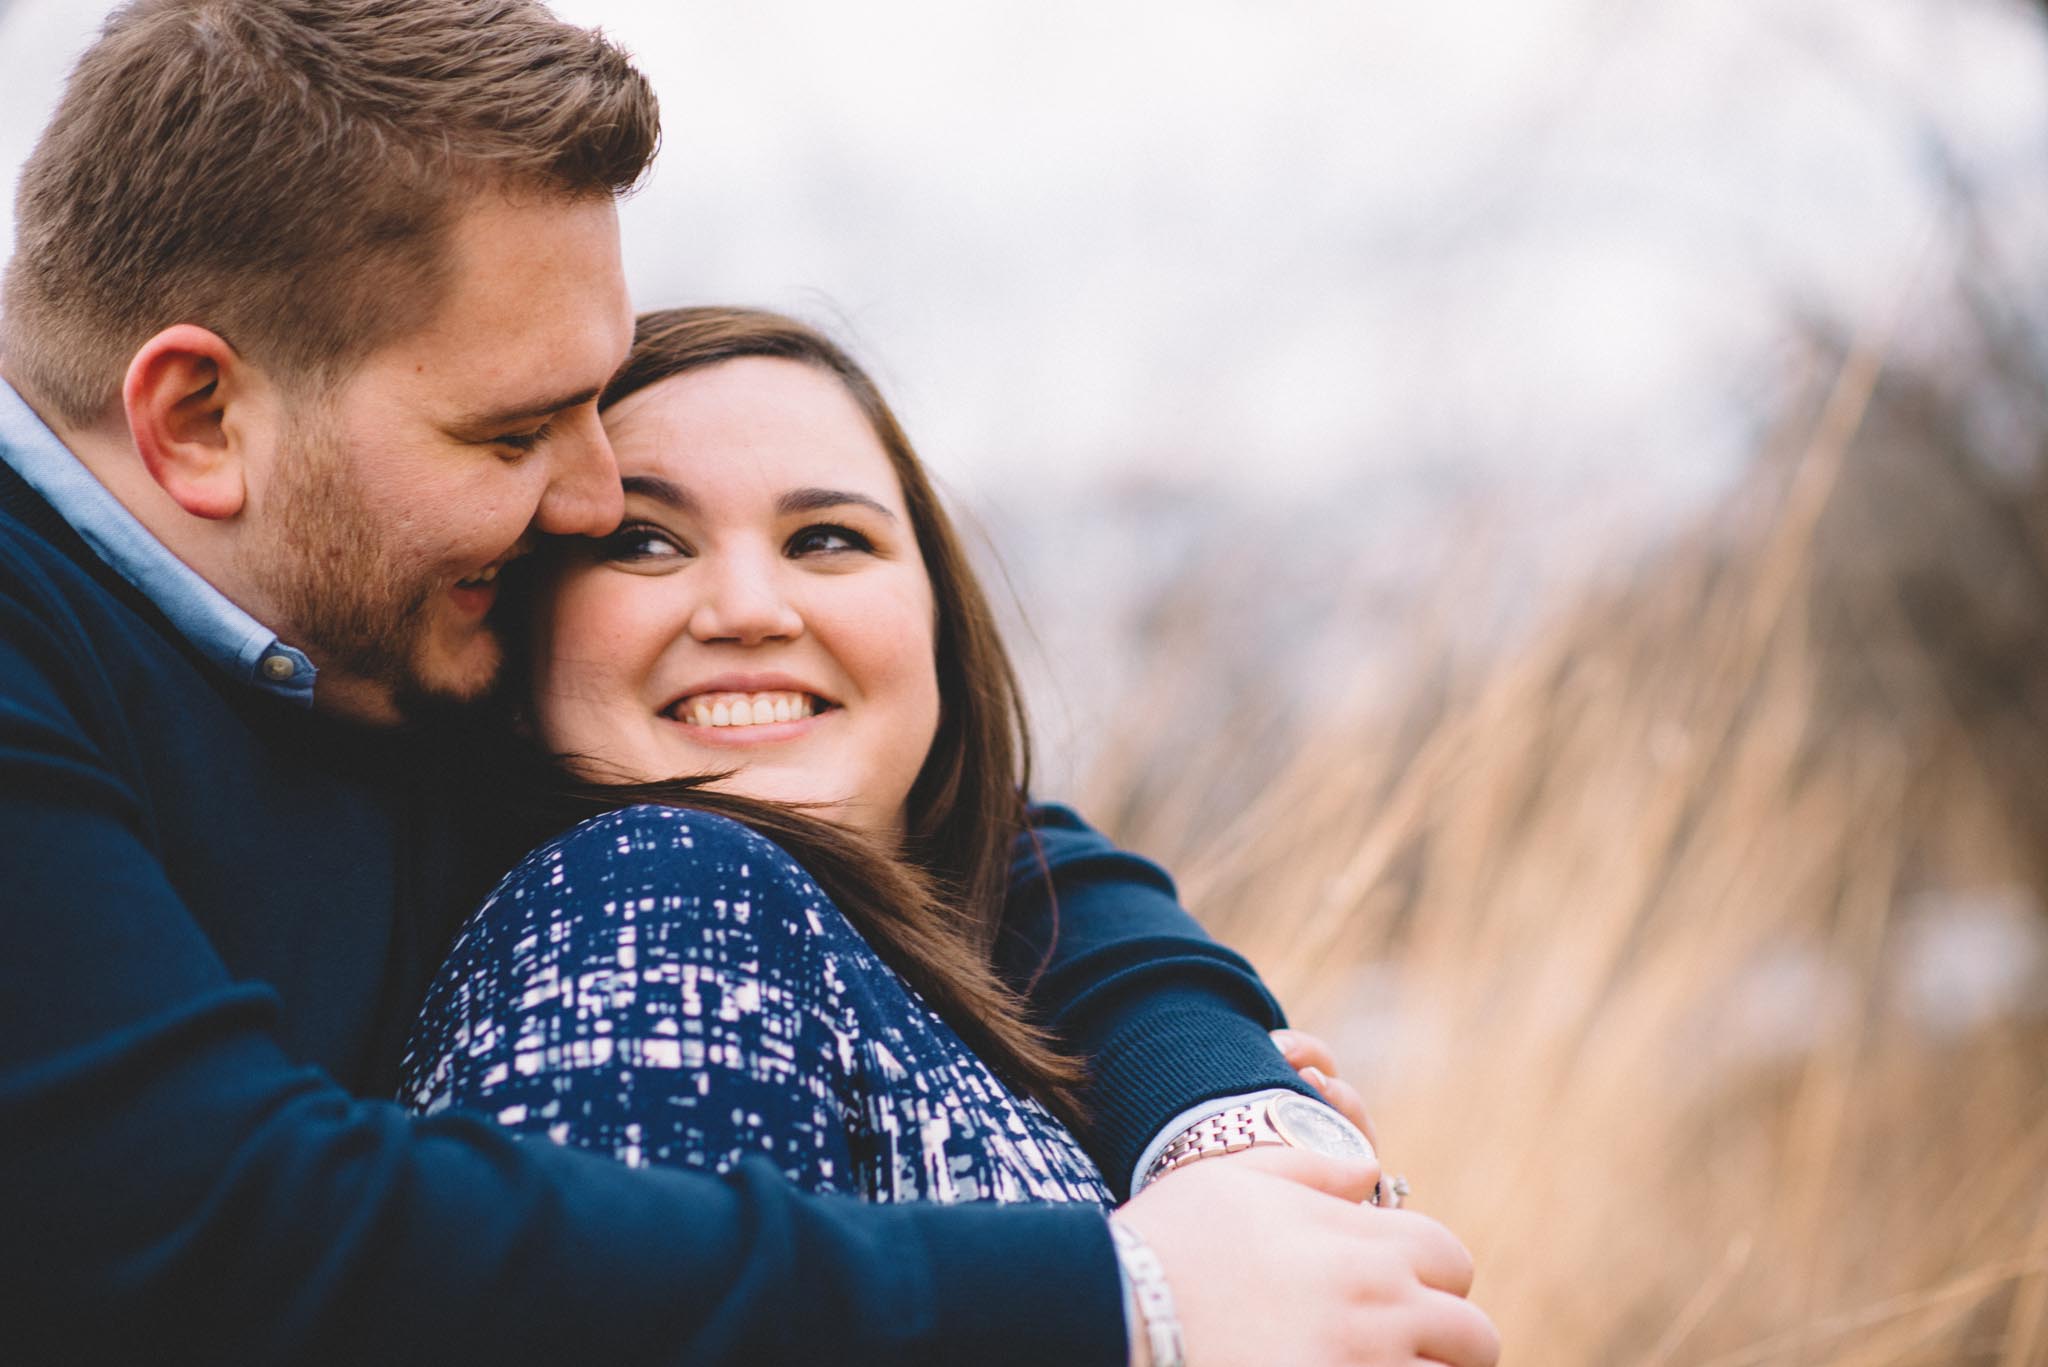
top-left (1138, 1092), bottom-right (1382, 1197)
top-left (1110, 1221), bottom-right (1187, 1367)
top-left (1138, 1101), bottom-right (1285, 1190)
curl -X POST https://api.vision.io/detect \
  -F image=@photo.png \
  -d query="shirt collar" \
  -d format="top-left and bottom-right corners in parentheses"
top-left (0, 378), bottom-right (316, 705)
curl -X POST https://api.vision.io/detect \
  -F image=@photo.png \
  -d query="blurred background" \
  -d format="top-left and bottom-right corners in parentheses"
top-left (5, 1), bottom-right (2047, 1360)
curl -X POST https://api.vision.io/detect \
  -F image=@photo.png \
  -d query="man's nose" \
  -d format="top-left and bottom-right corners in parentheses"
top-left (687, 554), bottom-right (804, 646)
top-left (533, 408), bottom-right (624, 537)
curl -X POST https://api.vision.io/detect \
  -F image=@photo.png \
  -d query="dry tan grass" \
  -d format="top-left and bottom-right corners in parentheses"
top-left (1077, 334), bottom-right (2048, 1363)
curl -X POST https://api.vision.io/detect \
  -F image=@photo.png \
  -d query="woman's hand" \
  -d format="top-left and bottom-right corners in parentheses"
top-left (1114, 1153), bottom-right (1500, 1366)
top-left (1271, 1028), bottom-right (1378, 1150)
top-left (1113, 1031), bottom-right (1497, 1364)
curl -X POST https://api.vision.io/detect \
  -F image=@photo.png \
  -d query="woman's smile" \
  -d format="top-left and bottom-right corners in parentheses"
top-left (666, 689), bottom-right (824, 729)
top-left (656, 672), bottom-right (837, 733)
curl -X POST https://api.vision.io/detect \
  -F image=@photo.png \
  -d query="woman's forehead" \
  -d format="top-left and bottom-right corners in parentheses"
top-left (604, 358), bottom-right (904, 504)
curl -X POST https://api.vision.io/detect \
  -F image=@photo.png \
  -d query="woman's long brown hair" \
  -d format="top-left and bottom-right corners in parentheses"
top-left (500, 306), bottom-right (1081, 1120)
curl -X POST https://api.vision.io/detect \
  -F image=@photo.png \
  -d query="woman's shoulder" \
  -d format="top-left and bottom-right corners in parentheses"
top-left (495, 803), bottom-right (823, 903)
top-left (525, 802), bottom-right (795, 863)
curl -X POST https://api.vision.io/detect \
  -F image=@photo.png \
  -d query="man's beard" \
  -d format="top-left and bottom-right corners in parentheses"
top-left (246, 412), bottom-right (501, 718)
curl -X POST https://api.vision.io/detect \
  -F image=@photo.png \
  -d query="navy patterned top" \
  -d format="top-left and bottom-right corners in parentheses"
top-left (404, 805), bottom-right (1112, 1208)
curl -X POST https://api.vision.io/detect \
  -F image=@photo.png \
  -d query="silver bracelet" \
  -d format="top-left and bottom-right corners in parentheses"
top-left (1109, 1221), bottom-right (1187, 1367)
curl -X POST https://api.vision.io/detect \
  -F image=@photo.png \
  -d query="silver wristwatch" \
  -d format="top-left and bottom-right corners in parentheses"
top-left (1139, 1092), bottom-right (1378, 1191)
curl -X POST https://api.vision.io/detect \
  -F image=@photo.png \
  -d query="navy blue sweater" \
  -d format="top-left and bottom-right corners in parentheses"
top-left (0, 458), bottom-right (1304, 1365)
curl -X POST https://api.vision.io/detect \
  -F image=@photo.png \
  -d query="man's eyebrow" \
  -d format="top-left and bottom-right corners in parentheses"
top-left (778, 488), bottom-right (898, 521)
top-left (622, 474), bottom-right (698, 514)
top-left (454, 385), bottom-right (603, 431)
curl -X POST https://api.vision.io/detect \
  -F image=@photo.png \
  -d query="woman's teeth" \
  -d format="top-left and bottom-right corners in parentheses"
top-left (457, 563), bottom-right (503, 588)
top-left (676, 691), bottom-right (817, 728)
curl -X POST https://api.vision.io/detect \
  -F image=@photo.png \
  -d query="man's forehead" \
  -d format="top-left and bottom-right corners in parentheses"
top-left (359, 193), bottom-right (631, 414)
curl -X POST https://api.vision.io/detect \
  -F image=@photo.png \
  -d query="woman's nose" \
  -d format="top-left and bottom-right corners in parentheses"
top-left (686, 556), bottom-right (804, 645)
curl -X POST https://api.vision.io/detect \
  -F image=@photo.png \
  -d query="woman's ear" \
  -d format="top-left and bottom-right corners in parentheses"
top-left (121, 324), bottom-right (257, 520)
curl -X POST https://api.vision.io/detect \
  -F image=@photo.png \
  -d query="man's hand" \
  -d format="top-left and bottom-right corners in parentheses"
top-left (1113, 1152), bottom-right (1499, 1367)
top-left (1272, 1028), bottom-right (1378, 1150)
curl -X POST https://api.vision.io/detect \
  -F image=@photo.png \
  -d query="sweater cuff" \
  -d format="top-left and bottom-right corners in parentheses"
top-left (912, 1201), bottom-right (1128, 1365)
top-left (1081, 992), bottom-right (1316, 1200)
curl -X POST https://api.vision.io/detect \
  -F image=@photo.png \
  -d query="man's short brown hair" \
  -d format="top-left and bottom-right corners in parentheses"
top-left (2, 0), bottom-right (659, 427)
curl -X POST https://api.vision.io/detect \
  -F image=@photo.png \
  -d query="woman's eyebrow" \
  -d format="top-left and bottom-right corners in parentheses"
top-left (778, 487), bottom-right (897, 521)
top-left (622, 474), bottom-right (698, 513)
top-left (619, 478), bottom-right (894, 522)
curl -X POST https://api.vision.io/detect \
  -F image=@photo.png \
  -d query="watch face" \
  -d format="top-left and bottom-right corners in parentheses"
top-left (1269, 1095), bottom-right (1377, 1162)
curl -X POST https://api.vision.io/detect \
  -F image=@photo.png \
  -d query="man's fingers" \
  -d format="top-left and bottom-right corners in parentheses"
top-left (1276, 1029), bottom-right (1384, 1151)
top-left (1270, 1027), bottom-right (1340, 1076)
top-left (1411, 1289), bottom-right (1503, 1367)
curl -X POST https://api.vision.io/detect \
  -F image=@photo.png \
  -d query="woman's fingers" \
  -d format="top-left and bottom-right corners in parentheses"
top-left (1115, 1160), bottom-right (1498, 1367)
top-left (1411, 1287), bottom-right (1504, 1366)
top-left (1223, 1140), bottom-right (1383, 1205)
top-left (1385, 1209), bottom-right (1477, 1296)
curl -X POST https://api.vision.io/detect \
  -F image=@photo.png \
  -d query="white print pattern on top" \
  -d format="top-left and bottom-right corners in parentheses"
top-left (403, 805), bottom-right (1110, 1208)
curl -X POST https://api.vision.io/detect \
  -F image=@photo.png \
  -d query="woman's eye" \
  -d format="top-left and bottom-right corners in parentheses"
top-left (788, 524), bottom-right (872, 557)
top-left (597, 524), bottom-right (688, 562)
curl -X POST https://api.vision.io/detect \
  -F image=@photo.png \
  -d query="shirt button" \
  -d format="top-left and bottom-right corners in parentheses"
top-left (261, 654), bottom-right (297, 682)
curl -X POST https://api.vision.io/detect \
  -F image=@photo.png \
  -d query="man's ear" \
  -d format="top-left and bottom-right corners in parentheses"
top-left (122, 325), bottom-right (259, 520)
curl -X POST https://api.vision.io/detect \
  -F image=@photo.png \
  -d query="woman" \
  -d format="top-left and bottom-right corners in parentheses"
top-left (398, 308), bottom-right (1499, 1367)
top-left (405, 307), bottom-right (1163, 1205)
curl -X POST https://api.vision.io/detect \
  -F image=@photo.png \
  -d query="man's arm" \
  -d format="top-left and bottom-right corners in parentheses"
top-left (0, 570), bottom-right (1125, 1366)
top-left (999, 803), bottom-right (1318, 1198)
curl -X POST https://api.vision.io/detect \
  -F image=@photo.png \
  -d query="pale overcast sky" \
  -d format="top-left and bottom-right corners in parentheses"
top-left (3, 0), bottom-right (2042, 508)
top-left (2, 0), bottom-right (2044, 780)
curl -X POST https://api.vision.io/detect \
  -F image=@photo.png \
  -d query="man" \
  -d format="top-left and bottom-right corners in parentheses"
top-left (0, 3), bottom-right (1497, 1364)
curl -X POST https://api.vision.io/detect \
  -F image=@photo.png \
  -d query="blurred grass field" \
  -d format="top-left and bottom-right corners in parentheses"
top-left (1070, 325), bottom-right (2048, 1363)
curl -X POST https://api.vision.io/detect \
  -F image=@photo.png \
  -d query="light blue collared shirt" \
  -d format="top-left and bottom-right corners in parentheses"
top-left (0, 379), bottom-right (316, 705)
